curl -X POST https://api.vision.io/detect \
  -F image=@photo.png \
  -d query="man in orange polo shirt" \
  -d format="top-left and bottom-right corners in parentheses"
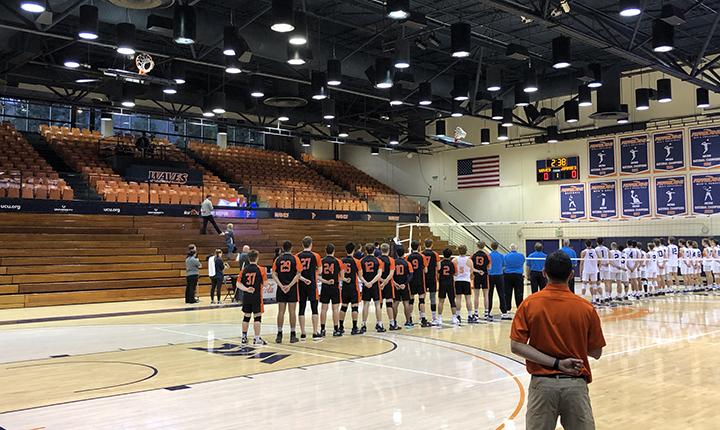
top-left (510, 251), bottom-right (606, 430)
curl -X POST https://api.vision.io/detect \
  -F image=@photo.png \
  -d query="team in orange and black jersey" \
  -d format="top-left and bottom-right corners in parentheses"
top-left (236, 249), bottom-right (268, 345)
top-left (406, 240), bottom-right (431, 327)
top-left (319, 243), bottom-right (345, 337)
top-left (296, 236), bottom-right (323, 340)
top-left (340, 242), bottom-right (363, 335)
top-left (271, 240), bottom-right (302, 344)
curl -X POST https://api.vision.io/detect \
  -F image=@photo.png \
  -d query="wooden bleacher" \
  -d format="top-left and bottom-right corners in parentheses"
top-left (0, 214), bottom-right (446, 309)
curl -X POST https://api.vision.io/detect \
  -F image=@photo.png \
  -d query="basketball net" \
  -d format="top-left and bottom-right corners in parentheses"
top-left (454, 126), bottom-right (467, 143)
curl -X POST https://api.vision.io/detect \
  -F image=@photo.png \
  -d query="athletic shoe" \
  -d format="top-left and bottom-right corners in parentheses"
top-left (350, 327), bottom-right (360, 335)
top-left (300, 334), bottom-right (307, 340)
top-left (241, 336), bottom-right (248, 344)
top-left (360, 325), bottom-right (367, 334)
top-left (210, 301), bottom-right (216, 305)
top-left (290, 334), bottom-right (299, 344)
top-left (333, 330), bottom-right (342, 337)
top-left (339, 327), bottom-right (345, 334)
top-left (312, 333), bottom-right (322, 340)
top-left (501, 313), bottom-right (512, 320)
top-left (389, 324), bottom-right (401, 331)
top-left (451, 316), bottom-right (460, 326)
top-left (375, 324), bottom-right (386, 333)
top-left (435, 317), bottom-right (443, 326)
top-left (404, 321), bottom-right (413, 328)
top-left (320, 329), bottom-right (327, 337)
top-left (275, 333), bottom-right (283, 344)
top-left (420, 318), bottom-right (432, 328)
top-left (485, 313), bottom-right (494, 322)
top-left (253, 337), bottom-right (268, 345)
top-left (456, 316), bottom-right (462, 324)
top-left (469, 315), bottom-right (480, 324)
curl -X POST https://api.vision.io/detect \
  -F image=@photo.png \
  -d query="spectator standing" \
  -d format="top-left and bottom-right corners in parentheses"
top-left (488, 242), bottom-right (507, 319)
top-left (223, 223), bottom-right (235, 258)
top-left (504, 244), bottom-right (526, 311)
top-left (185, 249), bottom-right (201, 304)
top-left (560, 239), bottom-right (578, 293)
top-left (527, 242), bottom-right (548, 293)
top-left (200, 195), bottom-right (222, 235)
top-left (510, 251), bottom-right (606, 429)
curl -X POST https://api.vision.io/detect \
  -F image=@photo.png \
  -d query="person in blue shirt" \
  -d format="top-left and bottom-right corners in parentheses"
top-left (488, 242), bottom-right (507, 319)
top-left (527, 242), bottom-right (548, 293)
top-left (559, 239), bottom-right (578, 293)
top-left (503, 244), bottom-right (526, 314)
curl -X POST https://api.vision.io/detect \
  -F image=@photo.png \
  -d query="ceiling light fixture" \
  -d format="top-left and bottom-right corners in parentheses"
top-left (250, 75), bottom-right (265, 98)
top-left (394, 40), bottom-right (411, 69)
top-left (223, 26), bottom-right (240, 56)
top-left (451, 22), bottom-right (471, 58)
top-left (287, 44), bottom-right (306, 65)
top-left (173, 4), bottom-right (197, 44)
top-left (502, 108), bottom-right (514, 127)
top-left (389, 84), bottom-right (403, 106)
top-left (452, 74), bottom-right (469, 101)
top-left (63, 52), bottom-right (81, 69)
top-left (486, 66), bottom-right (501, 92)
top-left (451, 101), bottom-right (464, 117)
top-left (617, 104), bottom-right (629, 123)
top-left (371, 147), bottom-right (380, 155)
top-left (652, 19), bottom-right (674, 53)
top-left (211, 92), bottom-right (227, 114)
top-left (657, 78), bottom-right (672, 103)
top-left (418, 81), bottom-right (432, 105)
top-left (588, 63), bottom-right (603, 88)
top-left (514, 86), bottom-right (529, 107)
top-left (491, 100), bottom-right (504, 120)
top-left (77, 5), bottom-right (99, 40)
top-left (289, 12), bottom-right (308, 45)
top-left (619, 0), bottom-right (642, 17)
top-left (327, 59), bottom-right (342, 86)
top-left (480, 128), bottom-right (490, 145)
top-left (120, 86), bottom-right (135, 108)
top-left (635, 88), bottom-right (650, 111)
top-left (202, 96), bottom-right (215, 117)
top-left (578, 84), bottom-right (592, 107)
top-left (564, 99), bottom-right (579, 122)
top-left (552, 36), bottom-right (571, 69)
top-left (375, 57), bottom-right (394, 89)
top-left (389, 134), bottom-right (400, 145)
top-left (271, 0), bottom-right (295, 33)
top-left (20, 1), bottom-right (45, 13)
top-left (523, 65), bottom-right (538, 93)
top-left (697, 88), bottom-right (710, 108)
top-left (322, 98), bottom-right (336, 120)
top-left (338, 130), bottom-right (349, 138)
top-left (163, 85), bottom-right (177, 95)
top-left (171, 61), bottom-right (186, 84)
top-left (225, 55), bottom-right (242, 74)
top-left (386, 0), bottom-right (410, 20)
top-left (311, 71), bottom-right (328, 100)
top-left (497, 123), bottom-right (508, 141)
top-left (116, 23), bottom-right (136, 56)
top-left (547, 125), bottom-right (559, 143)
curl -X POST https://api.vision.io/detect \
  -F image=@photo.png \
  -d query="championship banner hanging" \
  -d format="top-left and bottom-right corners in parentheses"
top-left (560, 183), bottom-right (586, 220)
top-left (654, 176), bottom-right (687, 217)
top-left (653, 130), bottom-right (685, 171)
top-left (689, 126), bottom-right (720, 169)
top-left (691, 174), bottom-right (720, 215)
top-left (588, 138), bottom-right (616, 177)
top-left (621, 178), bottom-right (651, 218)
top-left (619, 134), bottom-right (649, 174)
top-left (589, 181), bottom-right (617, 219)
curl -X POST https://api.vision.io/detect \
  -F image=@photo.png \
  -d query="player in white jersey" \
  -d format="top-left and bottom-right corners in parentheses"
top-left (654, 239), bottom-right (667, 294)
top-left (637, 244), bottom-right (648, 298)
top-left (579, 240), bottom-right (599, 303)
top-left (595, 238), bottom-right (611, 303)
top-left (619, 244), bottom-right (633, 300)
top-left (610, 242), bottom-right (628, 302)
top-left (667, 237), bottom-right (680, 292)
top-left (702, 238), bottom-right (714, 291)
top-left (692, 241), bottom-right (703, 290)
top-left (646, 242), bottom-right (659, 296)
top-left (678, 239), bottom-right (690, 292)
top-left (625, 240), bottom-right (642, 299)
top-left (452, 247), bottom-right (474, 323)
top-left (712, 239), bottom-right (720, 290)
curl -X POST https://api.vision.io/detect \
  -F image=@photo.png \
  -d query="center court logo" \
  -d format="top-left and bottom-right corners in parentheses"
top-left (191, 342), bottom-right (290, 364)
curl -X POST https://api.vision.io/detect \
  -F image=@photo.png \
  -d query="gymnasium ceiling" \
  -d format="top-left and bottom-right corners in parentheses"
top-left (1, 0), bottom-right (720, 146)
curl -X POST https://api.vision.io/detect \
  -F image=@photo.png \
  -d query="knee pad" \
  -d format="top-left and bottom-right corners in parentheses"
top-left (243, 316), bottom-right (251, 323)
top-left (310, 301), bottom-right (319, 315)
top-left (351, 305), bottom-right (359, 312)
top-left (298, 300), bottom-right (307, 315)
top-left (340, 304), bottom-right (348, 313)
top-left (418, 298), bottom-right (425, 305)
top-left (408, 298), bottom-right (415, 305)
top-left (253, 315), bottom-right (262, 322)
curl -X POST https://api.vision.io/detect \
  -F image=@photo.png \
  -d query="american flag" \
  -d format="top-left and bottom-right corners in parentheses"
top-left (457, 156), bottom-right (500, 189)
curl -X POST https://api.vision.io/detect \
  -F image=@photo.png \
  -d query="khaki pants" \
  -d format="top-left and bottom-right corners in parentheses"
top-left (526, 376), bottom-right (595, 430)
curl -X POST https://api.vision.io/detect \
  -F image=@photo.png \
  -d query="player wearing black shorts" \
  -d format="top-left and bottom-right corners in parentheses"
top-left (319, 243), bottom-right (345, 337)
top-left (360, 243), bottom-right (385, 333)
top-left (340, 243), bottom-right (362, 335)
top-left (406, 240), bottom-right (431, 327)
top-left (422, 239), bottom-right (441, 325)
top-left (271, 240), bottom-right (302, 344)
top-left (471, 241), bottom-right (492, 321)
top-left (393, 246), bottom-right (414, 328)
top-left (438, 248), bottom-right (459, 326)
top-left (378, 243), bottom-right (400, 331)
top-left (296, 236), bottom-right (322, 340)
top-left (237, 250), bottom-right (268, 345)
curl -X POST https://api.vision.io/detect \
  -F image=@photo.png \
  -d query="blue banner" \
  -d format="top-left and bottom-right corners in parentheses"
top-left (689, 127), bottom-right (720, 169)
top-left (653, 130), bottom-right (685, 171)
top-left (560, 183), bottom-right (586, 220)
top-left (654, 176), bottom-right (687, 217)
top-left (589, 181), bottom-right (617, 219)
top-left (588, 138), bottom-right (616, 177)
top-left (621, 178), bottom-right (651, 218)
top-left (620, 134), bottom-right (649, 174)
top-left (691, 174), bottom-right (720, 215)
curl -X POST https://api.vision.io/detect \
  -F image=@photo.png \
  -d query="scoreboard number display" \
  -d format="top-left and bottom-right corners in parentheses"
top-left (536, 156), bottom-right (580, 182)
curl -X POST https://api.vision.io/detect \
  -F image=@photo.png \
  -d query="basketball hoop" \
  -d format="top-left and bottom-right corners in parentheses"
top-left (454, 126), bottom-right (467, 143)
top-left (135, 53), bottom-right (155, 75)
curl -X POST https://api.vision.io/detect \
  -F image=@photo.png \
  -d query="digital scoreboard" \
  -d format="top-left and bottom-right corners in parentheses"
top-left (536, 156), bottom-right (580, 182)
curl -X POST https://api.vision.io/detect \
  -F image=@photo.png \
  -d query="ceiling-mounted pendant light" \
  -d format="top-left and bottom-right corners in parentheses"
top-left (452, 74), bottom-right (469, 101)
top-left (289, 12), bottom-right (308, 45)
top-left (327, 59), bottom-right (342, 86)
top-left (371, 147), bottom-right (380, 155)
top-left (311, 71), bottom-right (328, 100)
top-left (418, 82), bottom-right (432, 106)
top-left (578, 84), bottom-right (592, 107)
top-left (116, 23), bottom-right (136, 55)
top-left (171, 61), bottom-right (186, 84)
top-left (394, 40), bottom-right (411, 69)
top-left (497, 123), bottom-right (508, 141)
top-left (338, 129), bottom-right (349, 138)
top-left (617, 104), bottom-right (629, 123)
top-left (77, 5), bottom-right (99, 40)
top-left (278, 112), bottom-right (290, 122)
top-left (491, 100), bottom-right (503, 120)
top-left (451, 22), bottom-right (471, 58)
top-left (322, 98), bottom-right (336, 120)
top-left (652, 19), bottom-right (674, 53)
top-left (375, 57), bottom-right (394, 89)
top-left (635, 88), bottom-right (650, 111)
top-left (552, 36), bottom-right (571, 69)
top-left (564, 100), bottom-right (579, 122)
top-left (120, 85), bottom-right (135, 108)
top-left (514, 86), bottom-right (529, 107)
top-left (480, 128), bottom-right (490, 145)
top-left (223, 26), bottom-right (240, 56)
top-left (386, 0), bottom-right (410, 20)
top-left (523, 65), bottom-right (538, 93)
top-left (547, 125), bottom-right (559, 143)
top-left (20, 1), bottom-right (45, 13)
top-left (211, 92), bottom-right (227, 114)
top-left (301, 137), bottom-right (311, 147)
top-left (501, 108), bottom-right (514, 127)
top-left (619, 0), bottom-right (642, 17)
top-left (389, 133), bottom-right (400, 145)
top-left (163, 84), bottom-right (178, 95)
top-left (173, 4), bottom-right (197, 44)
top-left (451, 100), bottom-right (464, 117)
top-left (697, 88), bottom-right (710, 108)
top-left (202, 96), bottom-right (215, 117)
top-left (250, 75), bottom-right (265, 98)
top-left (287, 44), bottom-right (306, 65)
top-left (486, 66), bottom-right (501, 92)
top-left (389, 84), bottom-right (403, 106)
top-left (225, 55), bottom-right (242, 74)
top-left (657, 78), bottom-right (672, 103)
top-left (63, 51), bottom-right (81, 69)
top-left (435, 119), bottom-right (446, 136)
top-left (271, 0), bottom-right (295, 33)
top-left (588, 63), bottom-right (603, 88)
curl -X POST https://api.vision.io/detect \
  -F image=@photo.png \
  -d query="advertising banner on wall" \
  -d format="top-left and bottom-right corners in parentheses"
top-left (620, 134), bottom-right (650, 174)
top-left (691, 174), bottom-right (720, 215)
top-left (689, 127), bottom-right (720, 169)
top-left (589, 181), bottom-right (617, 219)
top-left (654, 176), bottom-right (687, 217)
top-left (560, 183), bottom-right (586, 220)
top-left (588, 138), bottom-right (616, 177)
top-left (653, 130), bottom-right (685, 171)
top-left (621, 178), bottom-right (651, 218)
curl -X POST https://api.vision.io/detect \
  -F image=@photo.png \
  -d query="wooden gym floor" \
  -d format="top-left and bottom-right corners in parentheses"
top-left (0, 292), bottom-right (719, 429)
